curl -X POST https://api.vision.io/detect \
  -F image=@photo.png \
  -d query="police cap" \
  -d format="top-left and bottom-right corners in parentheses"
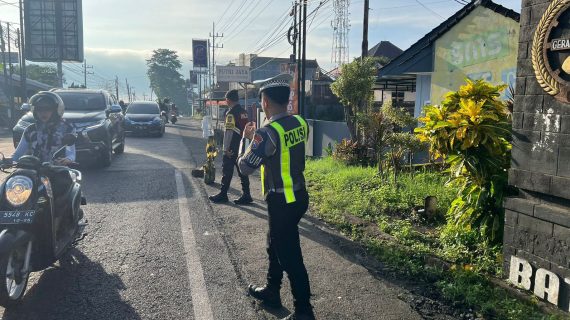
top-left (254, 73), bottom-right (293, 96)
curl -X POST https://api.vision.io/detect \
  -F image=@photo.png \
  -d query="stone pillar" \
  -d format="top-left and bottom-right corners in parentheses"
top-left (504, 0), bottom-right (570, 312)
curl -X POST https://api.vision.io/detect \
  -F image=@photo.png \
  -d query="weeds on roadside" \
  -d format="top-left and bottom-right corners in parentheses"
top-left (305, 157), bottom-right (563, 319)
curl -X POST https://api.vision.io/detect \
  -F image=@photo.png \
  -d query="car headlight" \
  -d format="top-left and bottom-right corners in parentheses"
top-left (75, 120), bottom-right (105, 131)
top-left (85, 119), bottom-right (106, 131)
top-left (125, 118), bottom-right (134, 124)
top-left (152, 117), bottom-right (162, 123)
top-left (5, 176), bottom-right (33, 207)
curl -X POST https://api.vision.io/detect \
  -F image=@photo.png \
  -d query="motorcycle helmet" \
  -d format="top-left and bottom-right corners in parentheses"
top-left (29, 91), bottom-right (65, 122)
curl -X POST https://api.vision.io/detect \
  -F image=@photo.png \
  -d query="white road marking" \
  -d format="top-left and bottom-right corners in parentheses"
top-left (175, 170), bottom-right (215, 320)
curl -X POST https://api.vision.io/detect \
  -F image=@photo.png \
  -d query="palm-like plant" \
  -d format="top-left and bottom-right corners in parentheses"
top-left (415, 79), bottom-right (512, 242)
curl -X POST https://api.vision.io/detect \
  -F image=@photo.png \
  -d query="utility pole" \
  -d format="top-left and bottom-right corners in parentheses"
top-left (0, 23), bottom-right (13, 124)
top-left (6, 23), bottom-right (14, 113)
top-left (296, 1), bottom-right (302, 115)
top-left (18, 0), bottom-right (27, 100)
top-left (190, 70), bottom-right (195, 116)
top-left (115, 76), bottom-right (119, 100)
top-left (83, 60), bottom-right (93, 88)
top-left (362, 0), bottom-right (369, 58)
top-left (125, 78), bottom-right (131, 102)
top-left (300, 0), bottom-right (308, 118)
top-left (209, 22), bottom-right (223, 100)
top-left (198, 71), bottom-right (202, 114)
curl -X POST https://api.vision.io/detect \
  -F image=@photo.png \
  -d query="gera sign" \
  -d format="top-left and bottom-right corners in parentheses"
top-left (531, 0), bottom-right (570, 103)
top-left (216, 66), bottom-right (251, 83)
top-left (509, 256), bottom-right (570, 311)
top-left (551, 38), bottom-right (570, 51)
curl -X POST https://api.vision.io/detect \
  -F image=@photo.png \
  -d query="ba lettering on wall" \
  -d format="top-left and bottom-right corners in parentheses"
top-left (509, 256), bottom-right (570, 311)
top-left (431, 6), bottom-right (519, 104)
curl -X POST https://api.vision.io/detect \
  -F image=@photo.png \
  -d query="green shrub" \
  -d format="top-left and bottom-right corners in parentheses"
top-left (332, 139), bottom-right (370, 166)
top-left (415, 79), bottom-right (512, 243)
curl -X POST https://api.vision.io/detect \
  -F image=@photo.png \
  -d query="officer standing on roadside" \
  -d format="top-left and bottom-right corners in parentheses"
top-left (237, 74), bottom-right (315, 320)
top-left (209, 89), bottom-right (252, 204)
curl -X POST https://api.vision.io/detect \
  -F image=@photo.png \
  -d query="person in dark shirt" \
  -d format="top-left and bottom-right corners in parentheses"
top-left (209, 89), bottom-right (252, 204)
top-left (238, 74), bottom-right (315, 320)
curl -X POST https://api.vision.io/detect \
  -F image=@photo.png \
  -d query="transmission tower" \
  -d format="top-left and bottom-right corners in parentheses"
top-left (331, 0), bottom-right (350, 67)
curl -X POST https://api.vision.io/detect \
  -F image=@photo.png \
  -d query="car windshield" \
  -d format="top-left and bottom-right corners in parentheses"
top-left (57, 92), bottom-right (106, 111)
top-left (127, 103), bottom-right (160, 115)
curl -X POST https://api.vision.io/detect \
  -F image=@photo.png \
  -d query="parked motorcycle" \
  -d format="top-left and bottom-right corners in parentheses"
top-left (0, 134), bottom-right (87, 307)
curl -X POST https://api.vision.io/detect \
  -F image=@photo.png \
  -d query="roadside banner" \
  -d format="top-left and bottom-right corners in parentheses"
top-left (192, 39), bottom-right (209, 68)
top-left (216, 66), bottom-right (251, 83)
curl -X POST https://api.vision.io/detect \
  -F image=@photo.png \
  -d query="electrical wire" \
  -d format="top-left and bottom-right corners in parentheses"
top-left (218, 0), bottom-right (250, 34)
top-left (0, 0), bottom-right (17, 8)
top-left (254, 0), bottom-right (331, 56)
top-left (413, 0), bottom-right (445, 19)
top-left (224, 0), bottom-right (273, 43)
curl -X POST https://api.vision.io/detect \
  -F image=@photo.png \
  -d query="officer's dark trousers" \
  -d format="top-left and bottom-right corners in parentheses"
top-left (266, 189), bottom-right (312, 312)
top-left (221, 155), bottom-right (250, 194)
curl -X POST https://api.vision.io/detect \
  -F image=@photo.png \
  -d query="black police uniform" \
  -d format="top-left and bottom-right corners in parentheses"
top-left (238, 111), bottom-right (312, 314)
top-left (220, 104), bottom-right (250, 196)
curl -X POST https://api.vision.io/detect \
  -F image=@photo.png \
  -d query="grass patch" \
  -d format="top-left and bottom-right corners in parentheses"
top-left (305, 157), bottom-right (564, 319)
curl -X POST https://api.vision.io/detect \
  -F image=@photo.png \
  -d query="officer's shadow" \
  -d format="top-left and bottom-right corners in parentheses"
top-left (2, 248), bottom-right (141, 320)
top-left (253, 301), bottom-right (291, 318)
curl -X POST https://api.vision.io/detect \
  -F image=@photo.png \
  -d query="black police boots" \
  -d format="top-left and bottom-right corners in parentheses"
top-left (247, 284), bottom-right (282, 308)
top-left (209, 192), bottom-right (229, 203)
top-left (234, 193), bottom-right (253, 205)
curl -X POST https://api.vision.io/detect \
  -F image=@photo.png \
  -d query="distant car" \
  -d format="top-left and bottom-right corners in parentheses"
top-left (13, 89), bottom-right (126, 167)
top-left (123, 101), bottom-right (165, 137)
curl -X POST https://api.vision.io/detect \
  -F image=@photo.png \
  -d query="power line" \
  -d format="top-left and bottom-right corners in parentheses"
top-left (254, 0), bottom-right (331, 56)
top-left (215, 0), bottom-right (238, 27)
top-left (224, 0), bottom-right (273, 43)
top-left (0, 0), bottom-right (18, 8)
top-left (218, 0), bottom-right (249, 34)
top-left (413, 0), bottom-right (445, 19)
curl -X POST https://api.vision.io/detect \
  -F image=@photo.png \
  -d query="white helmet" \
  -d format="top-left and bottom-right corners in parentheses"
top-left (29, 91), bottom-right (65, 119)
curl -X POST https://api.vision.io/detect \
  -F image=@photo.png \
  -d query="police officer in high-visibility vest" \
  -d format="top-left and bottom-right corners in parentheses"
top-left (238, 74), bottom-right (315, 320)
top-left (209, 89), bottom-right (252, 204)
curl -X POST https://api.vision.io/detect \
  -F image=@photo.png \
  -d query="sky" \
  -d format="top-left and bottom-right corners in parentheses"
top-left (0, 0), bottom-right (522, 101)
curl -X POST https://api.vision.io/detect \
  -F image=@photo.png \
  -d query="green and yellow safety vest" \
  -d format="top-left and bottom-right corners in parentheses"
top-left (261, 115), bottom-right (309, 203)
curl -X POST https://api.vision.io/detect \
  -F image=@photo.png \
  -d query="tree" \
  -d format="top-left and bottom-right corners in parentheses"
top-left (146, 49), bottom-right (188, 108)
top-left (360, 100), bottom-right (423, 181)
top-left (331, 57), bottom-right (377, 141)
top-left (13, 64), bottom-right (61, 87)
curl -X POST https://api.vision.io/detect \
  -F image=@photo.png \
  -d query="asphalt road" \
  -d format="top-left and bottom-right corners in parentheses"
top-left (0, 119), bottom-right (455, 320)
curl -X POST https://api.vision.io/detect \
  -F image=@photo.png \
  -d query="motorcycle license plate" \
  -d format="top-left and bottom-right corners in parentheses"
top-left (0, 210), bottom-right (36, 224)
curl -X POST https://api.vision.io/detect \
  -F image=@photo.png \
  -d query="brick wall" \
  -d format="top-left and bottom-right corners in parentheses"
top-left (510, 0), bottom-right (570, 197)
top-left (504, 0), bottom-right (570, 312)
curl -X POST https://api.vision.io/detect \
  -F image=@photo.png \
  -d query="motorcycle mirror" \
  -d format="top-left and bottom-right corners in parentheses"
top-left (62, 134), bottom-right (77, 146)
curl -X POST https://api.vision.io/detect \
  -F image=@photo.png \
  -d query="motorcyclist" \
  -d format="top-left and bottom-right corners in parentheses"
top-left (159, 98), bottom-right (170, 123)
top-left (119, 100), bottom-right (127, 113)
top-left (12, 91), bottom-right (76, 166)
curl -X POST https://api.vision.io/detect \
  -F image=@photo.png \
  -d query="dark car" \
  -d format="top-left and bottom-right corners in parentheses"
top-left (123, 101), bottom-right (165, 137)
top-left (13, 89), bottom-right (126, 167)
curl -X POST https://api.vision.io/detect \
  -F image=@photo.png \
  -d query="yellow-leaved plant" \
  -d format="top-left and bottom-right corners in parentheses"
top-left (415, 79), bottom-right (512, 243)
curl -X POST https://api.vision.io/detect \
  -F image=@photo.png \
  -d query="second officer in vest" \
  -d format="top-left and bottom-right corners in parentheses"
top-left (209, 89), bottom-right (252, 204)
top-left (238, 74), bottom-right (315, 320)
